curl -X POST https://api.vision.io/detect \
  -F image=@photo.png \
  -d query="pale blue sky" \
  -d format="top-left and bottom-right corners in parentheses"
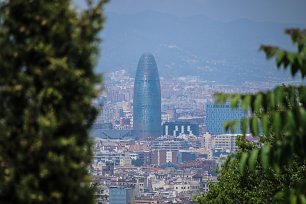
top-left (102, 0), bottom-right (306, 24)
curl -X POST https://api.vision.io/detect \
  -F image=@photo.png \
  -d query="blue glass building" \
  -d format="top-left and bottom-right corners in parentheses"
top-left (133, 53), bottom-right (161, 139)
top-left (206, 102), bottom-right (245, 135)
top-left (109, 187), bottom-right (134, 204)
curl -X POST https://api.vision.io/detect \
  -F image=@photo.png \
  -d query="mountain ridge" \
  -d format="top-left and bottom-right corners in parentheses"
top-left (97, 11), bottom-right (304, 85)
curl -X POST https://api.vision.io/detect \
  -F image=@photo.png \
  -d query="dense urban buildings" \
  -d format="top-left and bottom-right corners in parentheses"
top-left (90, 69), bottom-right (273, 203)
top-left (133, 53), bottom-right (162, 139)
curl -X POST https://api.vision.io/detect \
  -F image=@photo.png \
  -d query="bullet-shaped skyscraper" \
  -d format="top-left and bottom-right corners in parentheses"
top-left (133, 53), bottom-right (161, 139)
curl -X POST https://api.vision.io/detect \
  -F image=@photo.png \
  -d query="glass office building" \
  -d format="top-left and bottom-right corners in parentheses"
top-left (109, 187), bottom-right (134, 204)
top-left (206, 102), bottom-right (245, 135)
top-left (133, 53), bottom-right (161, 139)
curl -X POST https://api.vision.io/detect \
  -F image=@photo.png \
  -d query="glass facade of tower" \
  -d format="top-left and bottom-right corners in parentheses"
top-left (206, 102), bottom-right (245, 135)
top-left (133, 53), bottom-right (161, 139)
top-left (109, 187), bottom-right (134, 204)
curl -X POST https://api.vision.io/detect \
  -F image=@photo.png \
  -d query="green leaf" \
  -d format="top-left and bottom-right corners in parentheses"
top-left (285, 111), bottom-right (295, 133)
top-left (230, 95), bottom-right (240, 108)
top-left (240, 152), bottom-right (248, 175)
top-left (276, 51), bottom-right (284, 68)
top-left (275, 87), bottom-right (284, 108)
top-left (215, 93), bottom-right (228, 104)
top-left (291, 63), bottom-right (298, 76)
top-left (299, 107), bottom-right (306, 125)
top-left (241, 118), bottom-right (248, 135)
top-left (282, 54), bottom-right (290, 68)
top-left (274, 191), bottom-right (285, 201)
top-left (287, 52), bottom-right (295, 64)
top-left (273, 112), bottom-right (282, 137)
top-left (248, 149), bottom-right (258, 171)
top-left (260, 145), bottom-right (270, 170)
top-left (223, 121), bottom-right (231, 132)
top-left (254, 94), bottom-right (263, 112)
top-left (242, 95), bottom-right (251, 112)
top-left (299, 195), bottom-right (306, 204)
top-left (251, 117), bottom-right (259, 136)
top-left (230, 120), bottom-right (239, 133)
top-left (268, 92), bottom-right (276, 109)
top-left (296, 54), bottom-right (303, 66)
top-left (260, 45), bottom-right (278, 59)
top-left (290, 194), bottom-right (297, 204)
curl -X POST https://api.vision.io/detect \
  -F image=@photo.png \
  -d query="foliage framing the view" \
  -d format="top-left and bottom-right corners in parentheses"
top-left (196, 136), bottom-right (306, 204)
top-left (0, 0), bottom-right (107, 203)
top-left (197, 29), bottom-right (306, 203)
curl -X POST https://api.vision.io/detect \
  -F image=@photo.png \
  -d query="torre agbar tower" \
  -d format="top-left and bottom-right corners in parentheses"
top-left (133, 53), bottom-right (161, 139)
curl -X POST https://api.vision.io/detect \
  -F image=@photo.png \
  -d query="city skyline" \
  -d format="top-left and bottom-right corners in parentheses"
top-left (1, 1), bottom-right (304, 203)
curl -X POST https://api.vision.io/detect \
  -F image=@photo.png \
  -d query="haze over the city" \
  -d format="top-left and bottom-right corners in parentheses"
top-left (81, 0), bottom-right (306, 85)
top-left (103, 0), bottom-right (306, 24)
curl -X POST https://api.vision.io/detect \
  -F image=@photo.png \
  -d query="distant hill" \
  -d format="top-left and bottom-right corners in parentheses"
top-left (97, 11), bottom-right (304, 85)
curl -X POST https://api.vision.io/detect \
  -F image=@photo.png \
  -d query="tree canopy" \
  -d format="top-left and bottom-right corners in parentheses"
top-left (197, 29), bottom-right (306, 204)
top-left (0, 0), bottom-right (108, 203)
top-left (196, 136), bottom-right (306, 204)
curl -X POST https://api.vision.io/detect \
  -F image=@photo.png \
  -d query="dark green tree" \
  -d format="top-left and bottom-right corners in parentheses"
top-left (197, 29), bottom-right (306, 203)
top-left (0, 0), bottom-right (107, 203)
top-left (196, 136), bottom-right (306, 204)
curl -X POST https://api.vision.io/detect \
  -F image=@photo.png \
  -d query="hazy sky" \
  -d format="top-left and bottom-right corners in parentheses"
top-left (103, 0), bottom-right (306, 25)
